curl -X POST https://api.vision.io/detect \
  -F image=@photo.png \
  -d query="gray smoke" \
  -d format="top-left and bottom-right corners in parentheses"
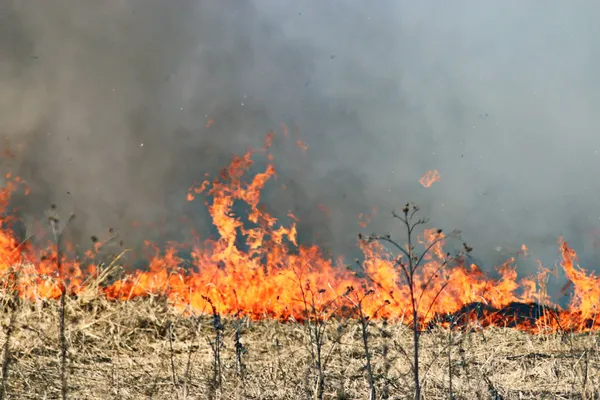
top-left (1, 1), bottom-right (600, 288)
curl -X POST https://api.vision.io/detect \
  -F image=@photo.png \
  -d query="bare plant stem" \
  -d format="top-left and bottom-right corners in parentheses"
top-left (297, 281), bottom-right (324, 400)
top-left (381, 320), bottom-right (390, 400)
top-left (50, 211), bottom-right (75, 400)
top-left (167, 320), bottom-right (178, 389)
top-left (182, 316), bottom-right (201, 400)
top-left (358, 309), bottom-right (375, 400)
top-left (202, 296), bottom-right (223, 397)
top-left (233, 314), bottom-right (247, 398)
top-left (59, 286), bottom-right (67, 400)
top-left (448, 326), bottom-right (453, 399)
top-left (293, 274), bottom-right (347, 400)
top-left (346, 290), bottom-right (386, 400)
top-left (363, 202), bottom-right (466, 400)
top-left (306, 295), bottom-right (325, 400)
top-left (0, 268), bottom-right (19, 400)
top-left (182, 341), bottom-right (193, 400)
top-left (295, 278), bottom-right (349, 400)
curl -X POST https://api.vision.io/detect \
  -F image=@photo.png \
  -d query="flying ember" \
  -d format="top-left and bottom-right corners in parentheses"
top-left (419, 170), bottom-right (441, 188)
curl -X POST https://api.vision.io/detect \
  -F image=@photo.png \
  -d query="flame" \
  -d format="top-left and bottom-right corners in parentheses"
top-left (419, 170), bottom-right (441, 187)
top-left (358, 207), bottom-right (377, 228)
top-left (0, 134), bottom-right (599, 333)
top-left (296, 140), bottom-right (308, 152)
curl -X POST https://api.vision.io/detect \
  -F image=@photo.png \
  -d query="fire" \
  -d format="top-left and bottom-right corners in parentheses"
top-left (558, 239), bottom-right (600, 319)
top-left (358, 207), bottom-right (377, 228)
top-left (296, 140), bottom-right (308, 152)
top-left (419, 169), bottom-right (441, 187)
top-left (0, 134), bottom-right (599, 333)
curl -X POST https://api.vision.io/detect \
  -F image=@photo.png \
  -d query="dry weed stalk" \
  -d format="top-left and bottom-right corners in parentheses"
top-left (295, 276), bottom-right (349, 400)
top-left (166, 319), bottom-right (178, 389)
top-left (0, 267), bottom-right (19, 400)
top-left (0, 225), bottom-right (31, 400)
top-left (447, 319), bottom-right (454, 399)
top-left (182, 314), bottom-right (202, 399)
top-left (363, 202), bottom-right (467, 399)
top-left (202, 295), bottom-right (224, 399)
top-left (379, 319), bottom-right (392, 399)
top-left (230, 290), bottom-right (247, 399)
top-left (331, 320), bottom-right (348, 400)
top-left (345, 288), bottom-right (389, 400)
top-left (48, 206), bottom-right (75, 400)
top-left (233, 312), bottom-right (247, 398)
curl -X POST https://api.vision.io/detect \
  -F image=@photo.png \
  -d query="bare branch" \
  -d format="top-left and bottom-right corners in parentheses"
top-left (416, 261), bottom-right (449, 309)
top-left (374, 236), bottom-right (410, 263)
top-left (421, 281), bottom-right (451, 324)
top-left (413, 230), bottom-right (460, 272)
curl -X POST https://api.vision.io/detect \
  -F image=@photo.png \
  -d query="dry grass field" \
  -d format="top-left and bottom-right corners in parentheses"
top-left (0, 143), bottom-right (598, 399)
top-left (0, 292), bottom-right (598, 400)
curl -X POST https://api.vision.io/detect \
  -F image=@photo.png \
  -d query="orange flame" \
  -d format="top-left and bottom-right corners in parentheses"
top-left (296, 140), bottom-right (308, 152)
top-left (358, 207), bottom-right (377, 228)
top-left (420, 170), bottom-right (441, 188)
top-left (0, 135), bottom-right (599, 333)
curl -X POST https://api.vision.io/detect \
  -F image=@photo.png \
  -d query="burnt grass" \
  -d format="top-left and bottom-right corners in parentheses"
top-left (0, 290), bottom-right (599, 399)
top-left (429, 301), bottom-right (599, 332)
top-left (430, 302), bottom-right (560, 329)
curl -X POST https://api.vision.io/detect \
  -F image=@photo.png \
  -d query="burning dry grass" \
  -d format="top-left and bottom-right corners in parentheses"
top-left (0, 287), bottom-right (599, 399)
top-left (1, 135), bottom-right (600, 399)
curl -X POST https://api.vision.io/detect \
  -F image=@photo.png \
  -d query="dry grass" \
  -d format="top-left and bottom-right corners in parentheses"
top-left (0, 291), bottom-right (597, 400)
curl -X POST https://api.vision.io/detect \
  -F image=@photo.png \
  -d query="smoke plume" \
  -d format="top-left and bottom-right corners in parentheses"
top-left (1, 1), bottom-right (600, 287)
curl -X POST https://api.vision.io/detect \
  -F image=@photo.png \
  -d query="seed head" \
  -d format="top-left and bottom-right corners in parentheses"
top-left (402, 203), bottom-right (410, 214)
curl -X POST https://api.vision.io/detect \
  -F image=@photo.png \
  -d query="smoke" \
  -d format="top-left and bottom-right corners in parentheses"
top-left (1, 1), bottom-right (600, 284)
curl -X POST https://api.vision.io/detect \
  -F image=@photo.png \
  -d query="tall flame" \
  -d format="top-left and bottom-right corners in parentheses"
top-left (0, 135), bottom-right (599, 333)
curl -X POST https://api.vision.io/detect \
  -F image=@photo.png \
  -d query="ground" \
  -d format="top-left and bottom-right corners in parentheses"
top-left (0, 294), bottom-right (598, 400)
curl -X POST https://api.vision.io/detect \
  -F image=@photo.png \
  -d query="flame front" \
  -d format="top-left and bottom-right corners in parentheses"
top-left (0, 136), bottom-right (599, 333)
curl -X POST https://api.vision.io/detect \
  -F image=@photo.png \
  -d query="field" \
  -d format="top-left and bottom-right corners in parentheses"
top-left (0, 290), bottom-right (598, 400)
top-left (0, 140), bottom-right (598, 399)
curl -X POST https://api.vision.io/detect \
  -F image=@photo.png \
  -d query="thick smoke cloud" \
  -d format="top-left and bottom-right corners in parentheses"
top-left (1, 1), bottom-right (600, 287)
